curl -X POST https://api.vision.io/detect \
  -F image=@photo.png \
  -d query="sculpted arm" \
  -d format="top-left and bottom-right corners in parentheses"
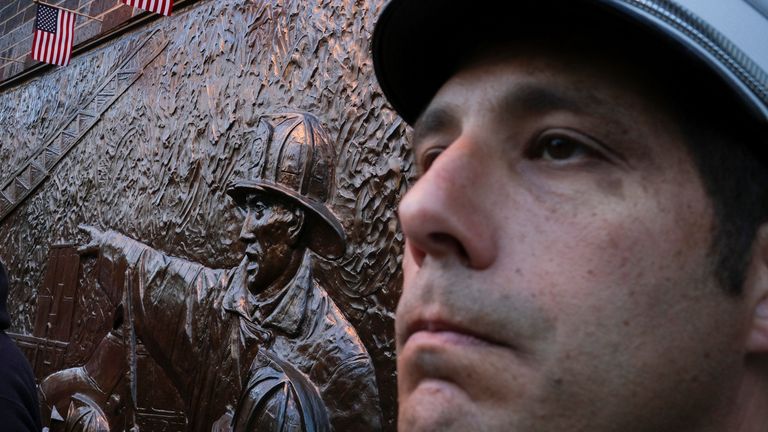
top-left (79, 224), bottom-right (224, 295)
top-left (78, 225), bottom-right (232, 392)
top-left (80, 224), bottom-right (197, 271)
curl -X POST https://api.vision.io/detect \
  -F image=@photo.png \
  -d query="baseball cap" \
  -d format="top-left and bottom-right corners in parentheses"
top-left (372, 0), bottom-right (768, 126)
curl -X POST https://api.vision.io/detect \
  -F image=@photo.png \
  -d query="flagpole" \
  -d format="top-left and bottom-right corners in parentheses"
top-left (0, 57), bottom-right (25, 64)
top-left (32, 0), bottom-right (104, 21)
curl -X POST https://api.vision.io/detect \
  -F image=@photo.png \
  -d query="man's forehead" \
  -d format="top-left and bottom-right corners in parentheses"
top-left (412, 66), bottom-right (630, 150)
top-left (243, 192), bottom-right (271, 206)
top-left (242, 193), bottom-right (297, 212)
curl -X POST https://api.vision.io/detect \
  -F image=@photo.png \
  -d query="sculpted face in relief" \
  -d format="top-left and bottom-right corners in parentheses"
top-left (239, 195), bottom-right (305, 294)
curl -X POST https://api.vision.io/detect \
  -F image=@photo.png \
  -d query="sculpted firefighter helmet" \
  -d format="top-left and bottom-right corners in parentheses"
top-left (227, 112), bottom-right (346, 259)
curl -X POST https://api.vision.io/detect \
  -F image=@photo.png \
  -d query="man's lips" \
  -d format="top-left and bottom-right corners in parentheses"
top-left (402, 319), bottom-right (513, 350)
top-left (246, 261), bottom-right (259, 273)
top-left (245, 252), bottom-right (260, 273)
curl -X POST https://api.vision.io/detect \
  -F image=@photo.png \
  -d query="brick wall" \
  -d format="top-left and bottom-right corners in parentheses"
top-left (0, 0), bottom-right (154, 82)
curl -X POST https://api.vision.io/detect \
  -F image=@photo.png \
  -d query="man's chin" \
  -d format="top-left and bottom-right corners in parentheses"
top-left (245, 270), bottom-right (261, 292)
top-left (398, 379), bottom-right (483, 432)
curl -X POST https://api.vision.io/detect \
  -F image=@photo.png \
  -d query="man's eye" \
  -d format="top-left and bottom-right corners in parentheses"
top-left (420, 147), bottom-right (444, 172)
top-left (530, 134), bottom-right (601, 163)
top-left (246, 199), bottom-right (266, 216)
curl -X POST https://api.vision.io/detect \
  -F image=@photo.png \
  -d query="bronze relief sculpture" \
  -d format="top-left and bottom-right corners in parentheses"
top-left (38, 113), bottom-right (382, 431)
top-left (1, 1), bottom-right (407, 429)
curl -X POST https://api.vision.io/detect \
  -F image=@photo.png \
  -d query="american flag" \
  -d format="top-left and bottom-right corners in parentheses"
top-left (31, 4), bottom-right (75, 67)
top-left (121, 0), bottom-right (173, 16)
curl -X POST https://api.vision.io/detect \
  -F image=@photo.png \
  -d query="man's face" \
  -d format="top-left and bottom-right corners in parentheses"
top-left (396, 49), bottom-right (751, 431)
top-left (239, 194), bottom-right (301, 293)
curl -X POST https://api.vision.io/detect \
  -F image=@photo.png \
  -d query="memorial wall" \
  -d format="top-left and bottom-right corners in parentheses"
top-left (0, 0), bottom-right (409, 430)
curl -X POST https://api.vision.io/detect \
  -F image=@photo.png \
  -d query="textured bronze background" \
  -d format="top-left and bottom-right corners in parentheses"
top-left (0, 0), bottom-right (412, 430)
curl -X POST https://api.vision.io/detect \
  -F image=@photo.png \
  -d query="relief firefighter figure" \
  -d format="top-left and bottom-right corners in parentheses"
top-left (38, 113), bottom-right (383, 432)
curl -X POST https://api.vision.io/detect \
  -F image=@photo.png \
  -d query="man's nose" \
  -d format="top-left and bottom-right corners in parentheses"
top-left (239, 209), bottom-right (256, 242)
top-left (398, 137), bottom-right (498, 270)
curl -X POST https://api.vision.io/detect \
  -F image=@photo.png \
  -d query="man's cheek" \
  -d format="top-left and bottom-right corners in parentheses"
top-left (402, 242), bottom-right (419, 282)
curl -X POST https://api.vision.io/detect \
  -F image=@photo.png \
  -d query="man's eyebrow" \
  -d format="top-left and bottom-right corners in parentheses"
top-left (412, 106), bottom-right (458, 150)
top-left (411, 84), bottom-right (611, 150)
top-left (498, 84), bottom-right (593, 116)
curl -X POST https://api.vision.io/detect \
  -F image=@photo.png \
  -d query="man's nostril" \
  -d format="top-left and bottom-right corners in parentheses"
top-left (427, 233), bottom-right (469, 264)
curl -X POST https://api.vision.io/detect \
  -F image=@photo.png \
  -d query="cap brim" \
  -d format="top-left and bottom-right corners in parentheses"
top-left (227, 181), bottom-right (347, 260)
top-left (372, 0), bottom-right (768, 126)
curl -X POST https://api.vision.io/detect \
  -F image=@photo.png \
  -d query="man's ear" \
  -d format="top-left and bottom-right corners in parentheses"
top-left (747, 224), bottom-right (768, 353)
top-left (287, 207), bottom-right (305, 246)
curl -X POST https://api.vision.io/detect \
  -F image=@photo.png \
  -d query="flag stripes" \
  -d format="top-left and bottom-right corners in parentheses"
top-left (31, 4), bottom-right (75, 67)
top-left (122, 0), bottom-right (173, 16)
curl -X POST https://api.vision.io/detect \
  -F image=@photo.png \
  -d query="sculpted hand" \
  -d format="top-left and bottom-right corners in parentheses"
top-left (77, 224), bottom-right (105, 255)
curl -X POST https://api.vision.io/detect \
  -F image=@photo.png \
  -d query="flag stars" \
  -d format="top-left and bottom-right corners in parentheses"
top-left (36, 5), bottom-right (59, 34)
